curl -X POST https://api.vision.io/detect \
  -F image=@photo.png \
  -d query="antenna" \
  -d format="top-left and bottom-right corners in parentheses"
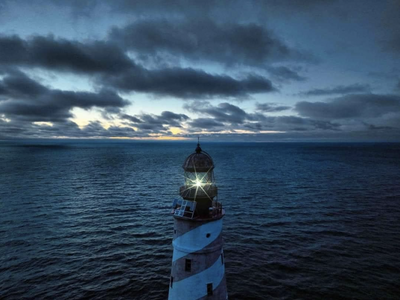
top-left (195, 135), bottom-right (202, 153)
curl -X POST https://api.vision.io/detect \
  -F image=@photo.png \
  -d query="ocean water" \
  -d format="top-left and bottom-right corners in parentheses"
top-left (1, 141), bottom-right (400, 300)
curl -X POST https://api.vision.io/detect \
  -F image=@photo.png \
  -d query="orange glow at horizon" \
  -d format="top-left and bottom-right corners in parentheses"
top-left (110, 136), bottom-right (189, 141)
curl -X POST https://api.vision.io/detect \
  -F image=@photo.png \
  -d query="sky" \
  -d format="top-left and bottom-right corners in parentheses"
top-left (0, 0), bottom-right (400, 141)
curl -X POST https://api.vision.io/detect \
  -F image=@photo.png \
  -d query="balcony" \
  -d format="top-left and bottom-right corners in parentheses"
top-left (171, 199), bottom-right (224, 221)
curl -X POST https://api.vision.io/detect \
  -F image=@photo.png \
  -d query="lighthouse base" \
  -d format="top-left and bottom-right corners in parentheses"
top-left (168, 215), bottom-right (228, 300)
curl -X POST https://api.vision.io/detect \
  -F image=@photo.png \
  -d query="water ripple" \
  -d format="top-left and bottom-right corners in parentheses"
top-left (1, 141), bottom-right (400, 299)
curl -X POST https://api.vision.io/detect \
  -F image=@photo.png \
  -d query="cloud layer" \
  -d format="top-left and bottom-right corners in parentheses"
top-left (0, 70), bottom-right (128, 122)
top-left (299, 84), bottom-right (371, 97)
top-left (0, 0), bottom-right (399, 141)
top-left (110, 19), bottom-right (312, 68)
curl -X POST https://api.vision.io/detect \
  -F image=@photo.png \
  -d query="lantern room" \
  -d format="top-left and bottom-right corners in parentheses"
top-left (172, 141), bottom-right (222, 219)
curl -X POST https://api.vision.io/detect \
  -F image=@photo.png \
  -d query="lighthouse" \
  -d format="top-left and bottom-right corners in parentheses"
top-left (168, 142), bottom-right (228, 300)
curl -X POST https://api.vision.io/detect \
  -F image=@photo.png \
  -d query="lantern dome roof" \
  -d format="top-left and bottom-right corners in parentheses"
top-left (182, 143), bottom-right (214, 172)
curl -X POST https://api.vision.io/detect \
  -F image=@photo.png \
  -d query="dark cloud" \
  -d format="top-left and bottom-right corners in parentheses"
top-left (182, 94), bottom-right (400, 136)
top-left (0, 70), bottom-right (47, 98)
top-left (188, 118), bottom-right (225, 129)
top-left (32, 121), bottom-right (137, 138)
top-left (0, 118), bottom-right (27, 138)
top-left (120, 114), bottom-right (143, 123)
top-left (299, 84), bottom-right (371, 96)
top-left (121, 111), bottom-right (189, 132)
top-left (79, 121), bottom-right (136, 137)
top-left (138, 111), bottom-right (189, 129)
top-left (0, 71), bottom-right (129, 122)
top-left (184, 101), bottom-right (340, 133)
top-left (0, 35), bottom-right (134, 74)
top-left (0, 34), bottom-right (275, 99)
top-left (271, 115), bottom-right (340, 131)
top-left (292, 93), bottom-right (400, 140)
top-left (255, 102), bottom-right (291, 113)
top-left (0, 119), bottom-right (139, 139)
top-left (110, 20), bottom-right (313, 69)
top-left (362, 122), bottom-right (394, 131)
top-left (241, 115), bottom-right (340, 132)
top-left (184, 102), bottom-right (248, 124)
top-left (243, 122), bottom-right (263, 131)
top-left (296, 94), bottom-right (400, 119)
top-left (104, 68), bottom-right (275, 99)
top-left (267, 66), bottom-right (307, 82)
top-left (160, 111), bottom-right (190, 123)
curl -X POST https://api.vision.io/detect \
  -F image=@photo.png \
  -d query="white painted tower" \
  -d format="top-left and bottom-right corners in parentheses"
top-left (169, 142), bottom-right (228, 300)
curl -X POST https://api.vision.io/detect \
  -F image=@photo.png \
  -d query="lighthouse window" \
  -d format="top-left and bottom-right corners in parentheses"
top-left (206, 233), bottom-right (211, 238)
top-left (221, 253), bottom-right (224, 264)
top-left (207, 283), bottom-right (213, 296)
top-left (170, 276), bottom-right (174, 288)
top-left (185, 259), bottom-right (192, 272)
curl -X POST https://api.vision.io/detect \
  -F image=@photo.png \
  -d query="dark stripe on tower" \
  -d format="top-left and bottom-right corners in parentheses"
top-left (171, 238), bottom-right (223, 282)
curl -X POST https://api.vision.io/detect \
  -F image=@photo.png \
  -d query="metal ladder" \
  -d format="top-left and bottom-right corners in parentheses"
top-left (173, 200), bottom-right (196, 218)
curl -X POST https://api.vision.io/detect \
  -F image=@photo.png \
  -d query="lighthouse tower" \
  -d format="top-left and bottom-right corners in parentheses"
top-left (168, 142), bottom-right (228, 300)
